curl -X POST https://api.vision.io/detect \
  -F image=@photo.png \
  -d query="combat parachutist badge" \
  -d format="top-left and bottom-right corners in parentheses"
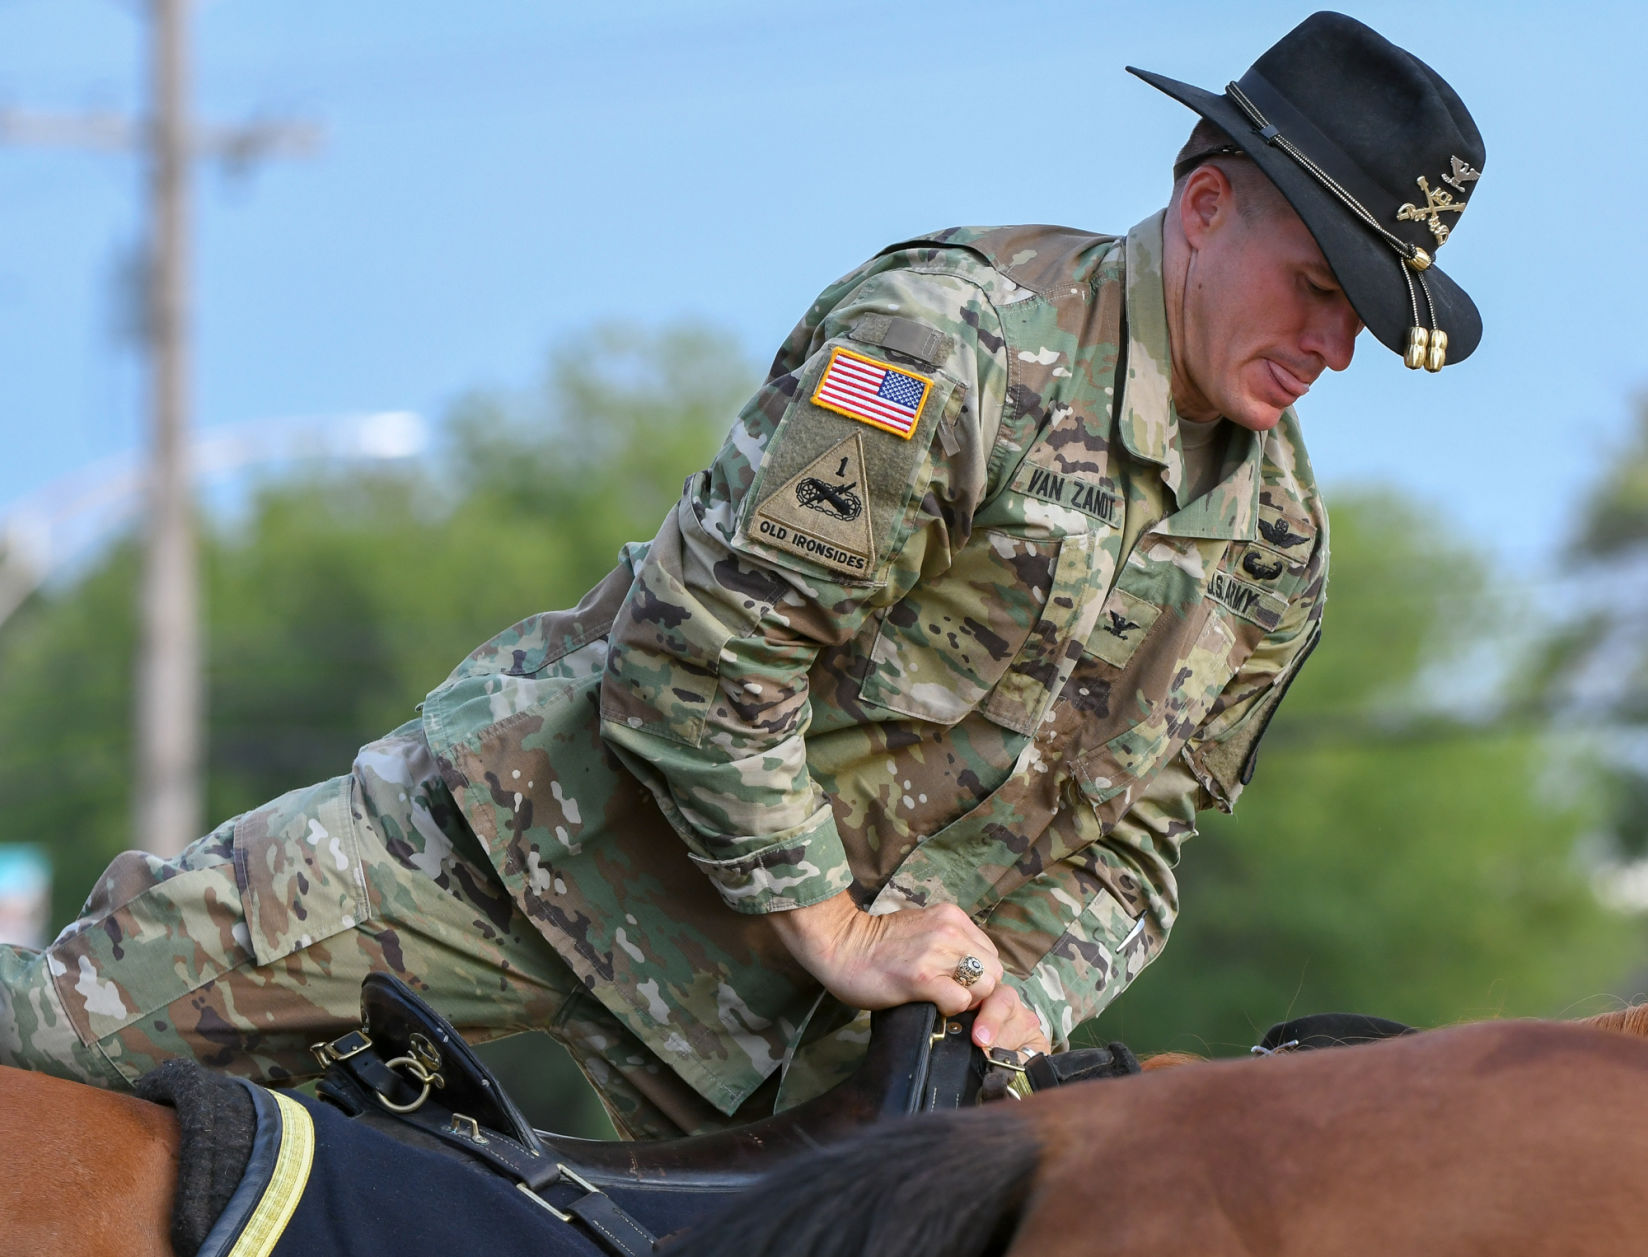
top-left (1243, 553), bottom-right (1286, 581)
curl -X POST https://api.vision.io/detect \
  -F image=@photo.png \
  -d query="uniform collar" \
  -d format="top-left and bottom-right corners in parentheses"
top-left (1120, 211), bottom-right (1263, 541)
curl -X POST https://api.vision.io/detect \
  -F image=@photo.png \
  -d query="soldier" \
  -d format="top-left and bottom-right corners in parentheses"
top-left (0, 12), bottom-right (1485, 1138)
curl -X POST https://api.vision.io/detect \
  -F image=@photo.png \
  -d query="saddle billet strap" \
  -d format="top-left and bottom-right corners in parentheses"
top-left (920, 1013), bottom-right (988, 1110)
top-left (1023, 1041), bottom-right (1141, 1092)
top-left (515, 1167), bottom-right (656, 1257)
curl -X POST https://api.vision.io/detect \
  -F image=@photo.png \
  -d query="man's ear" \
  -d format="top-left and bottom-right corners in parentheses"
top-left (1178, 164), bottom-right (1235, 250)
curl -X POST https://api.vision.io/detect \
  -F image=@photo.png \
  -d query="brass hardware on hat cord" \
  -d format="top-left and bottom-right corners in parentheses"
top-left (1404, 327), bottom-right (1429, 371)
top-left (1426, 329), bottom-right (1448, 372)
top-left (1224, 81), bottom-right (1447, 371)
top-left (1415, 271), bottom-right (1444, 371)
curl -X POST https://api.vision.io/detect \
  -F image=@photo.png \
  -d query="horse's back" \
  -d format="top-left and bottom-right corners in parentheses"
top-left (0, 1064), bottom-right (178, 1257)
top-left (1016, 1018), bottom-right (1648, 1256)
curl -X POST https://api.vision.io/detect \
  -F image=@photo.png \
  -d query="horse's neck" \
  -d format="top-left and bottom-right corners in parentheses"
top-left (0, 1065), bottom-right (177, 1257)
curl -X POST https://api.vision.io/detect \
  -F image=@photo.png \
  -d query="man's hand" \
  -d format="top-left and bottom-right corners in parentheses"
top-left (769, 890), bottom-right (1051, 1056)
top-left (970, 982), bottom-right (1051, 1057)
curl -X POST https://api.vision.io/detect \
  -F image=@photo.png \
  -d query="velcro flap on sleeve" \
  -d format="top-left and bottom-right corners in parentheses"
top-left (849, 314), bottom-right (955, 367)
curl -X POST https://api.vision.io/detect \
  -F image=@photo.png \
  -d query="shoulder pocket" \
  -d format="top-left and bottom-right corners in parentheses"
top-left (734, 339), bottom-right (959, 587)
top-left (233, 775), bottom-right (376, 967)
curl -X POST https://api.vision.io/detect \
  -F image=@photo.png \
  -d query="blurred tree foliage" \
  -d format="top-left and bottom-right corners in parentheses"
top-left (1087, 488), bottom-right (1643, 1058)
top-left (1525, 397), bottom-right (1648, 865)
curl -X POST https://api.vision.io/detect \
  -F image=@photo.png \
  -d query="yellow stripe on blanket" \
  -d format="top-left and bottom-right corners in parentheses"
top-left (228, 1090), bottom-right (316, 1257)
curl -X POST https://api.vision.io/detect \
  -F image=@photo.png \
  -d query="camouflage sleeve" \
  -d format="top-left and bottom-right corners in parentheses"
top-left (599, 264), bottom-right (1011, 915)
top-left (987, 759), bottom-right (1196, 1049)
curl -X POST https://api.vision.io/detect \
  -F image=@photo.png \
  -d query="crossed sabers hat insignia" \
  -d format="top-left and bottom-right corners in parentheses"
top-left (1397, 157), bottom-right (1481, 246)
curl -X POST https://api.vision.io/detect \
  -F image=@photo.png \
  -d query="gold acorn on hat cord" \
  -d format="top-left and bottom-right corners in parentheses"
top-left (1426, 330), bottom-right (1448, 373)
top-left (1400, 258), bottom-right (1446, 372)
top-left (1405, 327), bottom-right (1429, 370)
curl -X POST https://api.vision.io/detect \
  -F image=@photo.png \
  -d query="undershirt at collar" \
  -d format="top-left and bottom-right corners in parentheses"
top-left (1176, 415), bottom-right (1230, 506)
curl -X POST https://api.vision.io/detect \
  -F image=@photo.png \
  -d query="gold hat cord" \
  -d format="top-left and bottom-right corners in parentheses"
top-left (1224, 81), bottom-right (1446, 371)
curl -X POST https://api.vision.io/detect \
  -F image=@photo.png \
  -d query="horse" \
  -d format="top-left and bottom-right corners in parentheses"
top-left (5, 1006), bottom-right (1648, 1257)
top-left (0, 1065), bottom-right (178, 1257)
top-left (671, 1006), bottom-right (1648, 1257)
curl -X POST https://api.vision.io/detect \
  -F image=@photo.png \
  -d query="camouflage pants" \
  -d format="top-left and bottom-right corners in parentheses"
top-left (0, 721), bottom-right (756, 1140)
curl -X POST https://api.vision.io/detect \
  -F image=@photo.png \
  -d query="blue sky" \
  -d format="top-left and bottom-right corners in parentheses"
top-left (1, 1), bottom-right (1641, 578)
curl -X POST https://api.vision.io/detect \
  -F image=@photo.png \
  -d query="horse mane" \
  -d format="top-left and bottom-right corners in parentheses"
top-left (1575, 1003), bottom-right (1648, 1039)
top-left (663, 1106), bottom-right (1039, 1257)
top-left (1139, 1050), bottom-right (1207, 1071)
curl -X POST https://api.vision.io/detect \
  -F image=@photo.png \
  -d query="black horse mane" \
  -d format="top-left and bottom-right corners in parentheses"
top-left (663, 1105), bottom-right (1041, 1257)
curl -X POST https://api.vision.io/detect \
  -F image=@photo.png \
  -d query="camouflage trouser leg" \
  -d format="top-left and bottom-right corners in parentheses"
top-left (0, 721), bottom-right (748, 1140)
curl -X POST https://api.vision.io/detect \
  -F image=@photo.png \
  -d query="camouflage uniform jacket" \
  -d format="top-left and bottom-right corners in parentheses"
top-left (420, 212), bottom-right (1328, 1115)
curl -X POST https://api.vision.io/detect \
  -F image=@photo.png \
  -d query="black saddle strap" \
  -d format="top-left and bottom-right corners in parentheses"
top-left (1025, 1040), bottom-right (1140, 1092)
top-left (1255, 1012), bottom-right (1416, 1054)
top-left (514, 1167), bottom-right (656, 1257)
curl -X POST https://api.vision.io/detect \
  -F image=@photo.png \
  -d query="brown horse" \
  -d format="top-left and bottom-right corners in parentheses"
top-left (673, 1007), bottom-right (1648, 1257)
top-left (0, 1066), bottom-right (178, 1257)
top-left (6, 1007), bottom-right (1648, 1257)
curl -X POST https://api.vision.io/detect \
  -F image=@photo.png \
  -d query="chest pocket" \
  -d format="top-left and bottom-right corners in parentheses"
top-left (1068, 570), bottom-right (1247, 825)
top-left (858, 527), bottom-right (1104, 734)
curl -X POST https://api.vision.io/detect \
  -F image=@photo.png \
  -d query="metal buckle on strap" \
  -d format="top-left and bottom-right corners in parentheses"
top-left (931, 1018), bottom-right (966, 1047)
top-left (310, 1028), bottom-right (373, 1069)
top-left (984, 1046), bottom-right (1032, 1074)
top-left (985, 1047), bottom-right (1038, 1100)
top-left (515, 1163), bottom-right (603, 1225)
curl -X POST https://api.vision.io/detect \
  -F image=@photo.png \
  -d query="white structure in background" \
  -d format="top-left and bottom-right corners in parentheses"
top-left (0, 846), bottom-right (50, 948)
top-left (0, 409), bottom-right (426, 633)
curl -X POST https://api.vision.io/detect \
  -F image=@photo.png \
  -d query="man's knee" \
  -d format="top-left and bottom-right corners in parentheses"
top-left (0, 943), bottom-right (130, 1087)
top-left (2, 774), bottom-right (376, 1086)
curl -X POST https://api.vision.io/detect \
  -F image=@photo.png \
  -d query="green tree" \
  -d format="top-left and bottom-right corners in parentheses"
top-left (1087, 490), bottom-right (1642, 1058)
top-left (1526, 398), bottom-right (1648, 864)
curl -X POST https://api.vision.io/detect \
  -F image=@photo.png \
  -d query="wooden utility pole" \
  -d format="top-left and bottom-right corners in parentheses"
top-left (136, 0), bottom-right (199, 858)
top-left (0, 1), bottom-right (317, 856)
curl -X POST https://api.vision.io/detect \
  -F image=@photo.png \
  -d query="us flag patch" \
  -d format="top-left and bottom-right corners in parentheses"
top-left (810, 347), bottom-right (932, 439)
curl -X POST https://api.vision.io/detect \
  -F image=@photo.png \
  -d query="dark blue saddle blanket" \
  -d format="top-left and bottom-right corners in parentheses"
top-left (137, 1060), bottom-right (691, 1257)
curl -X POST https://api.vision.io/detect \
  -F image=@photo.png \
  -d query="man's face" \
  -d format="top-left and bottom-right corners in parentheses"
top-left (1175, 174), bottom-right (1363, 431)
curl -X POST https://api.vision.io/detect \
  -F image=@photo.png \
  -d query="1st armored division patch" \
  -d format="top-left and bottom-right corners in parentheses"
top-left (751, 434), bottom-right (876, 575)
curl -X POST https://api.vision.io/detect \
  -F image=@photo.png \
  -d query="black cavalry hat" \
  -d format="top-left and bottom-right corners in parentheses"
top-left (1128, 11), bottom-right (1485, 370)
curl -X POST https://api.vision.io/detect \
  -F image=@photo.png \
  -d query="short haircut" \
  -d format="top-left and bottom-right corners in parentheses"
top-left (1169, 119), bottom-right (1289, 222)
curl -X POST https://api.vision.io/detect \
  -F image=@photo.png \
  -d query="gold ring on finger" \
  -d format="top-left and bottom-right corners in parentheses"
top-left (952, 954), bottom-right (985, 988)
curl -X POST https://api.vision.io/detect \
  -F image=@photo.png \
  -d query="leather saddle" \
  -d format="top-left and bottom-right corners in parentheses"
top-left (311, 974), bottom-right (1135, 1254)
top-left (318, 975), bottom-right (1005, 1186)
top-left (310, 977), bottom-right (1410, 1255)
